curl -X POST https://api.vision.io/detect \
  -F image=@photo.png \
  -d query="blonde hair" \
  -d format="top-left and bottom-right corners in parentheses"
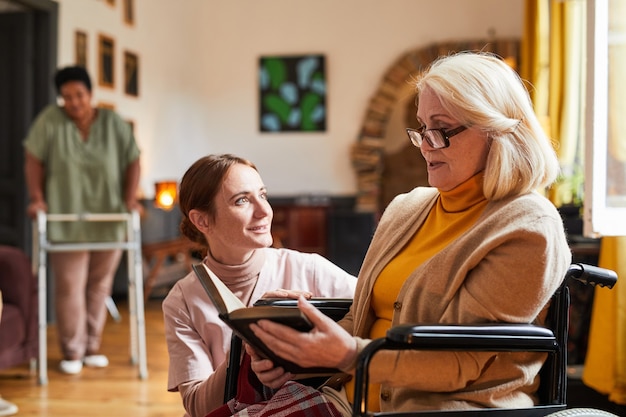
top-left (416, 51), bottom-right (560, 201)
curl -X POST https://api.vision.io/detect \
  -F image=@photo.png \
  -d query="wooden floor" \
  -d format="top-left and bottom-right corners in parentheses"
top-left (0, 298), bottom-right (185, 417)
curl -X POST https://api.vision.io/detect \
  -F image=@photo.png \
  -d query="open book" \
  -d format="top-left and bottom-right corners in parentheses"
top-left (192, 263), bottom-right (352, 374)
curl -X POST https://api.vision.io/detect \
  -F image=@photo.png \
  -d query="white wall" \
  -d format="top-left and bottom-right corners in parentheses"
top-left (54, 0), bottom-right (524, 198)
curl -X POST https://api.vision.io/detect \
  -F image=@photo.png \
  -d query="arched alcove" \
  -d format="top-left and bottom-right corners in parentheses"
top-left (351, 39), bottom-right (520, 214)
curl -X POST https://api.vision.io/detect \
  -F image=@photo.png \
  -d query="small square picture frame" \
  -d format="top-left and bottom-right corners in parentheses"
top-left (98, 33), bottom-right (115, 89)
top-left (258, 54), bottom-right (327, 132)
top-left (124, 50), bottom-right (139, 97)
top-left (75, 30), bottom-right (88, 69)
top-left (123, 0), bottom-right (135, 26)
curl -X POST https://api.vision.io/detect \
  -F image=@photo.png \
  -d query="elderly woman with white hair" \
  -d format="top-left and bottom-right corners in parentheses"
top-left (237, 51), bottom-right (572, 417)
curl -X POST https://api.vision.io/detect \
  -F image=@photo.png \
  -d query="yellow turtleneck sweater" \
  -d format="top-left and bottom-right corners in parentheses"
top-left (347, 173), bottom-right (488, 411)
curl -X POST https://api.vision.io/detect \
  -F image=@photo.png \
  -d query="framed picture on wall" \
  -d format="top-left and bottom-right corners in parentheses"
top-left (75, 30), bottom-right (88, 68)
top-left (258, 54), bottom-right (327, 132)
top-left (123, 0), bottom-right (135, 25)
top-left (124, 51), bottom-right (139, 97)
top-left (98, 34), bottom-right (115, 89)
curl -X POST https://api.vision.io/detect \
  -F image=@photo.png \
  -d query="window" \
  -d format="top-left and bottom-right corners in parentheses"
top-left (584, 0), bottom-right (626, 236)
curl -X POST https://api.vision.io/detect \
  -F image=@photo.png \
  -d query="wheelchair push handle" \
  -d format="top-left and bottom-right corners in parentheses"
top-left (567, 263), bottom-right (617, 289)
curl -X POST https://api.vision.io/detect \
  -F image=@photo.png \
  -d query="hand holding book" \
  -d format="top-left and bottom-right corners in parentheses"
top-left (192, 263), bottom-right (352, 374)
top-left (246, 295), bottom-right (360, 386)
top-left (258, 289), bottom-right (313, 299)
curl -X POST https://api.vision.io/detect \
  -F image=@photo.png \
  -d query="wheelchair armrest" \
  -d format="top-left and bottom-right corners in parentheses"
top-left (353, 324), bottom-right (559, 417)
top-left (386, 323), bottom-right (558, 352)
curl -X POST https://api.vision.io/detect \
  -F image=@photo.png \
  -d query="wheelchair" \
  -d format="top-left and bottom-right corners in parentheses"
top-left (352, 263), bottom-right (619, 417)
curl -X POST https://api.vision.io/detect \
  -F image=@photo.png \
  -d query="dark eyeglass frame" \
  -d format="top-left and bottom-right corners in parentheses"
top-left (406, 125), bottom-right (467, 149)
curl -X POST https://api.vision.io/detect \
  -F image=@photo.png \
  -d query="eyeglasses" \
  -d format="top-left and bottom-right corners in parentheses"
top-left (406, 125), bottom-right (467, 149)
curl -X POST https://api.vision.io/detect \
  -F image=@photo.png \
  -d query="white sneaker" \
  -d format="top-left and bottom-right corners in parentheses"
top-left (59, 359), bottom-right (83, 374)
top-left (83, 354), bottom-right (109, 368)
top-left (0, 398), bottom-right (18, 417)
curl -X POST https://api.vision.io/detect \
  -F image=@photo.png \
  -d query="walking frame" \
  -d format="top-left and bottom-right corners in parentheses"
top-left (32, 210), bottom-right (148, 385)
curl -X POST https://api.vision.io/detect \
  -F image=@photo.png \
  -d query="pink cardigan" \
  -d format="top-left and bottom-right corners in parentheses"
top-left (163, 247), bottom-right (356, 417)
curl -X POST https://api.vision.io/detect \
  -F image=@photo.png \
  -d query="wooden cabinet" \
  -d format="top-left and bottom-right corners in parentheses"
top-left (271, 204), bottom-right (328, 256)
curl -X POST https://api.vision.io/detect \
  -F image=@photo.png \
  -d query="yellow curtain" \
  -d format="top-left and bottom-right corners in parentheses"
top-left (582, 0), bottom-right (626, 405)
top-left (522, 0), bottom-right (586, 206)
top-left (549, 0), bottom-right (586, 167)
top-left (548, 0), bottom-right (586, 206)
top-left (520, 0), bottom-right (551, 201)
top-left (520, 0), bottom-right (550, 125)
top-left (524, 0), bottom-right (626, 406)
top-left (583, 237), bottom-right (626, 405)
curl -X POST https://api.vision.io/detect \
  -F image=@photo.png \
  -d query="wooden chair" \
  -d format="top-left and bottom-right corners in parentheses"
top-left (351, 263), bottom-right (618, 417)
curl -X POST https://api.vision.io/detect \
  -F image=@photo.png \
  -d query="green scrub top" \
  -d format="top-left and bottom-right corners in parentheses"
top-left (24, 105), bottom-right (140, 243)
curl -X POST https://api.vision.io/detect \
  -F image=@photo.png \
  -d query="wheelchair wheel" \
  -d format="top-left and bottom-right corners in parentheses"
top-left (545, 408), bottom-right (619, 417)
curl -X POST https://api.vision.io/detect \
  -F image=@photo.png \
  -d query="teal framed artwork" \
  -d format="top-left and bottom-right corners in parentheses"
top-left (259, 54), bottom-right (326, 132)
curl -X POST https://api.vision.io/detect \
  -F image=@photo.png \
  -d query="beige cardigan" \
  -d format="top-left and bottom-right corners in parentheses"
top-left (338, 187), bottom-right (571, 412)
